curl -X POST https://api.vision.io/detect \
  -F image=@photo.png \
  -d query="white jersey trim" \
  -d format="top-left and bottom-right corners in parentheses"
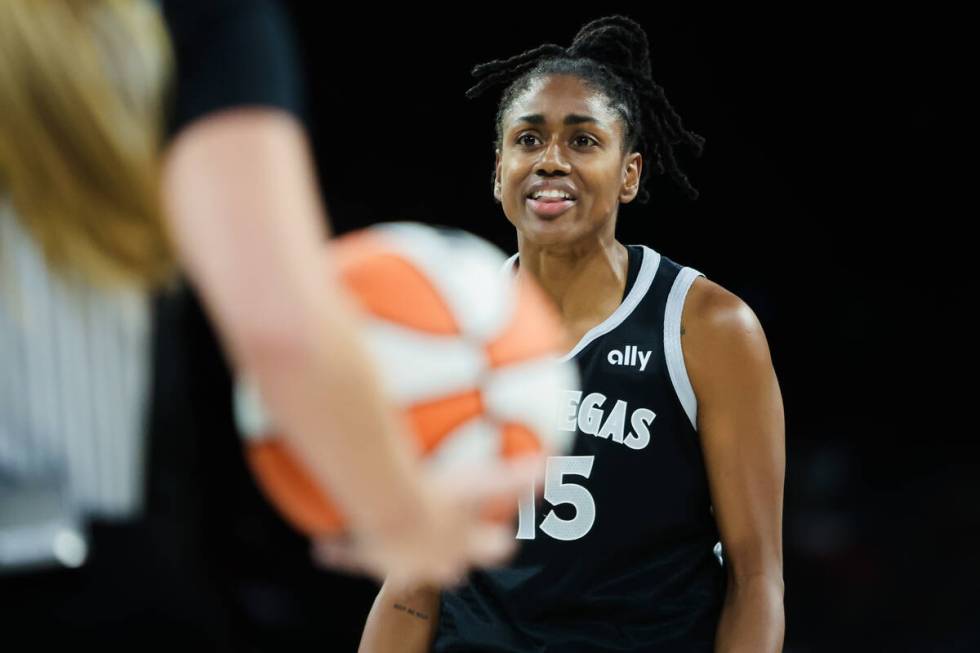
top-left (664, 266), bottom-right (704, 430)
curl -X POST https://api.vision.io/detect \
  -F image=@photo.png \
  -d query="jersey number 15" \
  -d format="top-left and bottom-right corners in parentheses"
top-left (517, 455), bottom-right (595, 541)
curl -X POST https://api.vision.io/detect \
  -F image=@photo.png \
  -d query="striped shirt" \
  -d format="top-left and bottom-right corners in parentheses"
top-left (0, 200), bottom-right (152, 521)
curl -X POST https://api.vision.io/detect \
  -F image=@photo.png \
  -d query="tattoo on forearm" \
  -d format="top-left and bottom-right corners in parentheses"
top-left (393, 603), bottom-right (430, 620)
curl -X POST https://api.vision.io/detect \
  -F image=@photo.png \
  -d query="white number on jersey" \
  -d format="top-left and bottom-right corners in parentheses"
top-left (517, 455), bottom-right (595, 541)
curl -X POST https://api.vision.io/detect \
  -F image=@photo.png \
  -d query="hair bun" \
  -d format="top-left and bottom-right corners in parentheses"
top-left (568, 15), bottom-right (652, 82)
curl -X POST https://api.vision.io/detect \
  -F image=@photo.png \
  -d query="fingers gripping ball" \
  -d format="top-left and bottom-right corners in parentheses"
top-left (233, 223), bottom-right (577, 535)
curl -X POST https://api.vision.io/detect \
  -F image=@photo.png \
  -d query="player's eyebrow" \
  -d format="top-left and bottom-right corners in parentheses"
top-left (514, 114), bottom-right (598, 126)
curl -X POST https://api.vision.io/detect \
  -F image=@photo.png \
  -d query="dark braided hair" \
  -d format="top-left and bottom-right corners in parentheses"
top-left (468, 16), bottom-right (704, 201)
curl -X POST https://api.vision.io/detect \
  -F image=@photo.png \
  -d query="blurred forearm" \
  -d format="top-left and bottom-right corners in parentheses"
top-left (162, 108), bottom-right (422, 535)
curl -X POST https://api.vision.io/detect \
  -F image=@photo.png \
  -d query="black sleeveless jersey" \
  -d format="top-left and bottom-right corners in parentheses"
top-left (435, 245), bottom-right (726, 653)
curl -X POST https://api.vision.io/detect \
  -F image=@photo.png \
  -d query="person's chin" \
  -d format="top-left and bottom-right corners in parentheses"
top-left (520, 211), bottom-right (581, 246)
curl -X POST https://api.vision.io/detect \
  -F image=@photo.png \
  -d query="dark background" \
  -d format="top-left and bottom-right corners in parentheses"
top-left (206, 4), bottom-right (970, 652)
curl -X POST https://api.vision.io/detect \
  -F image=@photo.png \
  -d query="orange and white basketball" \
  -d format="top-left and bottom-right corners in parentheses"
top-left (233, 223), bottom-right (577, 535)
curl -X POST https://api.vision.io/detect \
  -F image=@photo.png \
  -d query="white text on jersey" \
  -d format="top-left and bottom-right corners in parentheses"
top-left (557, 390), bottom-right (656, 450)
top-left (607, 345), bottom-right (652, 372)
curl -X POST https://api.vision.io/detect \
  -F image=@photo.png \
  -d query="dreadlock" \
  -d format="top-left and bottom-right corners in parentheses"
top-left (467, 15), bottom-right (704, 201)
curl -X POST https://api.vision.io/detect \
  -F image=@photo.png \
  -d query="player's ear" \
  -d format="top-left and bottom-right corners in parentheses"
top-left (619, 152), bottom-right (642, 204)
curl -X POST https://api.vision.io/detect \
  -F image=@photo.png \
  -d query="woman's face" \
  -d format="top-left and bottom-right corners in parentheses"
top-left (495, 74), bottom-right (642, 249)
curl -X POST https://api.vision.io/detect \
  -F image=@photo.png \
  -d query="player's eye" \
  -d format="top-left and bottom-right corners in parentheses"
top-left (517, 133), bottom-right (541, 147)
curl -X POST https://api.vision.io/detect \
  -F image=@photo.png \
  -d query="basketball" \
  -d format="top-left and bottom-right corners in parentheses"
top-left (233, 223), bottom-right (577, 535)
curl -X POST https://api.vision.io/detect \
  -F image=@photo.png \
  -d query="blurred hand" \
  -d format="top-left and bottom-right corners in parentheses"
top-left (312, 456), bottom-right (543, 589)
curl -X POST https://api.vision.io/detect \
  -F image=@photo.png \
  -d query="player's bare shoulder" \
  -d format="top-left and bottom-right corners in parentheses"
top-left (681, 277), bottom-right (773, 396)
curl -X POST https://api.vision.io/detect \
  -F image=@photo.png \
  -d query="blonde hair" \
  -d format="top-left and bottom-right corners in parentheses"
top-left (0, 0), bottom-right (175, 288)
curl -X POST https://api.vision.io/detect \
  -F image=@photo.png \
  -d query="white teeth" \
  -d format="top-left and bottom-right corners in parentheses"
top-left (531, 189), bottom-right (573, 200)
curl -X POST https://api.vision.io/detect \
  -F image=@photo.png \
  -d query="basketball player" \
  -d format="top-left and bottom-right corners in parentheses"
top-left (357, 16), bottom-right (785, 652)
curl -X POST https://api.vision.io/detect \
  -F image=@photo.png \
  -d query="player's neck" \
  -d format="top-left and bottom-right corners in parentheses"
top-left (516, 233), bottom-right (629, 340)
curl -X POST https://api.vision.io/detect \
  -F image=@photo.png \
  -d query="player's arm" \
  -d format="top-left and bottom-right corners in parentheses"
top-left (358, 582), bottom-right (441, 653)
top-left (682, 278), bottom-right (785, 653)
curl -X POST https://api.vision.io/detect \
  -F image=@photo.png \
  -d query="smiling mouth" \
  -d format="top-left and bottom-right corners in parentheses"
top-left (527, 188), bottom-right (576, 201)
top-left (526, 195), bottom-right (576, 219)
